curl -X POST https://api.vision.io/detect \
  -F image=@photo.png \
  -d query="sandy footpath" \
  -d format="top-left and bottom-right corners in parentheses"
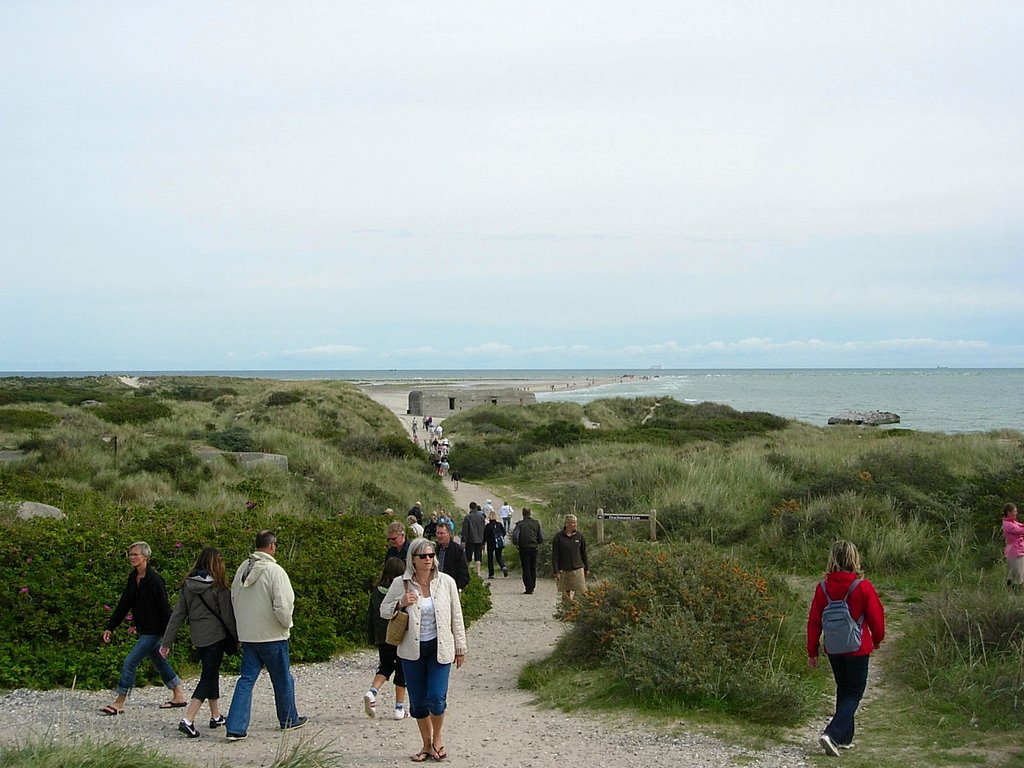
top-left (0, 380), bottom-right (816, 767)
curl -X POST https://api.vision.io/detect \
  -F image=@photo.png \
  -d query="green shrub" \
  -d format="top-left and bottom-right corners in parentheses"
top-left (164, 384), bottom-right (238, 402)
top-left (267, 390), bottom-right (304, 407)
top-left (133, 443), bottom-right (211, 493)
top-left (0, 409), bottom-right (59, 430)
top-left (0, 468), bottom-right (491, 690)
top-left (95, 398), bottom-right (172, 425)
top-left (206, 425), bottom-right (255, 452)
top-left (553, 541), bottom-right (811, 723)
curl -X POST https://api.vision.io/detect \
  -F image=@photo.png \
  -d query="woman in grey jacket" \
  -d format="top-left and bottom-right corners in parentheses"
top-left (381, 538), bottom-right (467, 762)
top-left (160, 547), bottom-right (237, 738)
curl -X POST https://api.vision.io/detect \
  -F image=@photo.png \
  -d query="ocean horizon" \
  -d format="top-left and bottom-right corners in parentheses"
top-left (5, 368), bottom-right (1023, 435)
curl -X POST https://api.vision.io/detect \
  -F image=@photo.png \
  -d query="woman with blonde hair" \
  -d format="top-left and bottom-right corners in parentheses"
top-left (381, 538), bottom-right (467, 762)
top-left (806, 540), bottom-right (885, 756)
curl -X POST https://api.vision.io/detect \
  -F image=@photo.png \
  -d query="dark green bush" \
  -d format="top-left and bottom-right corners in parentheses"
top-left (0, 471), bottom-right (488, 690)
top-left (0, 409), bottom-right (59, 430)
top-left (134, 443), bottom-right (211, 492)
top-left (164, 385), bottom-right (238, 402)
top-left (0, 378), bottom-right (110, 406)
top-left (206, 425), bottom-right (255, 452)
top-left (332, 433), bottom-right (423, 461)
top-left (267, 391), bottom-right (304, 407)
top-left (95, 398), bottom-right (172, 425)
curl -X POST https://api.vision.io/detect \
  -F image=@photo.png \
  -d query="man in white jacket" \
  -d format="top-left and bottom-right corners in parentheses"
top-left (224, 530), bottom-right (307, 740)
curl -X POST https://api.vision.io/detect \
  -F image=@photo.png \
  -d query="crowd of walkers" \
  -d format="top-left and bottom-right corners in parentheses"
top-left (98, 491), bottom-right (1021, 760)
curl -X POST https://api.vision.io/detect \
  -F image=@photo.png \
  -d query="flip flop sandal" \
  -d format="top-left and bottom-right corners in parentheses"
top-left (99, 705), bottom-right (124, 716)
top-left (433, 746), bottom-right (447, 761)
top-left (160, 700), bottom-right (188, 709)
top-left (411, 751), bottom-right (434, 763)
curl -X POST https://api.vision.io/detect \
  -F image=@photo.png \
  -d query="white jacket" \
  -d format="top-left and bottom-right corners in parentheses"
top-left (231, 551), bottom-right (294, 643)
top-left (381, 571), bottom-right (467, 663)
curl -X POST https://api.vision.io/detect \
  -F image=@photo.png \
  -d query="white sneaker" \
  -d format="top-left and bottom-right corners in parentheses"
top-left (363, 691), bottom-right (377, 718)
top-left (392, 706), bottom-right (407, 720)
top-left (819, 734), bottom-right (840, 757)
top-left (838, 742), bottom-right (855, 750)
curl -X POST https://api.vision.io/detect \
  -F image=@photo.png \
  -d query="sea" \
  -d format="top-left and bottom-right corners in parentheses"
top-left (8, 368), bottom-right (1024, 435)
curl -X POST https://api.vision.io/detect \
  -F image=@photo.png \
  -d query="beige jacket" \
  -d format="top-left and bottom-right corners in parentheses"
top-left (380, 571), bottom-right (467, 663)
top-left (230, 551), bottom-right (294, 643)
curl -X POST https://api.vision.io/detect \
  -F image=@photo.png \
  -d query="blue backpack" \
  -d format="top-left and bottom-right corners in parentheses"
top-left (819, 578), bottom-right (864, 654)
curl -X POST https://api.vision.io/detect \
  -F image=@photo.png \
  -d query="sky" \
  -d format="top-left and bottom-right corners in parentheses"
top-left (2, 2), bottom-right (1023, 372)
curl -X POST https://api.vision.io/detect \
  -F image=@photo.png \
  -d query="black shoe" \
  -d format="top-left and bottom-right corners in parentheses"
top-left (209, 715), bottom-right (226, 729)
top-left (523, 590), bottom-right (533, 594)
top-left (503, 568), bottom-right (508, 577)
top-left (226, 732), bottom-right (247, 742)
top-left (178, 719), bottom-right (199, 738)
top-left (282, 716), bottom-right (308, 731)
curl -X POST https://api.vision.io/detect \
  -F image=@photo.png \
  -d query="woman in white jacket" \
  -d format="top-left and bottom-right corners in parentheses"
top-left (382, 537), bottom-right (467, 762)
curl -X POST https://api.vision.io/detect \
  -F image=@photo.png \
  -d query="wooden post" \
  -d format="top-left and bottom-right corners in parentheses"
top-left (650, 509), bottom-right (657, 541)
top-left (596, 508), bottom-right (605, 544)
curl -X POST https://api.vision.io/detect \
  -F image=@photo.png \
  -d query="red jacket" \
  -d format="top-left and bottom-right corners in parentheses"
top-left (807, 570), bottom-right (885, 657)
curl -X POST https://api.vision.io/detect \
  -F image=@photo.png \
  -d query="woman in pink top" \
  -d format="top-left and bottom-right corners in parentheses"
top-left (1002, 502), bottom-right (1024, 587)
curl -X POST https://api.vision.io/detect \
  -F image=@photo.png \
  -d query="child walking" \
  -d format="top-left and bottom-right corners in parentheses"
top-left (364, 557), bottom-right (409, 720)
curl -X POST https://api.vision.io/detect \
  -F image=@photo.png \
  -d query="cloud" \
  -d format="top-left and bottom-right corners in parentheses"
top-left (281, 344), bottom-right (365, 359)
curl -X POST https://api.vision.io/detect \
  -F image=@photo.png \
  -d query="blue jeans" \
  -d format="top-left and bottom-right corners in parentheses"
top-left (401, 638), bottom-right (451, 719)
top-left (225, 640), bottom-right (300, 735)
top-left (116, 633), bottom-right (182, 696)
top-left (825, 653), bottom-right (870, 746)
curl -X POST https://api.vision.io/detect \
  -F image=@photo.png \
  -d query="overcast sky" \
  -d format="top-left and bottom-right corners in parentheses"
top-left (2, 2), bottom-right (1022, 371)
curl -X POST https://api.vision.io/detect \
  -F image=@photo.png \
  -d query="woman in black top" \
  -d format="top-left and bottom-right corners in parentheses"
top-left (100, 541), bottom-right (188, 715)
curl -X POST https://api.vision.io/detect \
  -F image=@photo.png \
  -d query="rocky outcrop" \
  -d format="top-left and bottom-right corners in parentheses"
top-left (15, 501), bottom-right (66, 521)
top-left (828, 411), bottom-right (900, 426)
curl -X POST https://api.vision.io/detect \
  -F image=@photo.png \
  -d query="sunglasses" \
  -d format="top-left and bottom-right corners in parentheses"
top-left (414, 552), bottom-right (436, 560)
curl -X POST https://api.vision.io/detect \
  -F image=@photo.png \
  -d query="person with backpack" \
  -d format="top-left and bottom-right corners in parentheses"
top-left (807, 540), bottom-right (885, 756)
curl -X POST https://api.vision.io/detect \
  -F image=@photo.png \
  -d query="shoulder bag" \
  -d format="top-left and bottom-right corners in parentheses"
top-left (385, 581), bottom-right (412, 646)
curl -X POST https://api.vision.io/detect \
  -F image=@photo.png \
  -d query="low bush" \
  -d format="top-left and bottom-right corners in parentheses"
top-left (552, 541), bottom-right (812, 724)
top-left (164, 384), bottom-right (238, 402)
top-left (267, 390), bottom-right (304, 407)
top-left (0, 471), bottom-right (489, 690)
top-left (95, 398), bottom-right (172, 425)
top-left (205, 425), bottom-right (255, 452)
top-left (0, 409), bottom-right (60, 430)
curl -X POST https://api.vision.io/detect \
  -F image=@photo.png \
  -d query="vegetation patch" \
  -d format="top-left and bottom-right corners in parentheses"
top-left (95, 397), bottom-right (172, 425)
top-left (0, 408), bottom-right (59, 431)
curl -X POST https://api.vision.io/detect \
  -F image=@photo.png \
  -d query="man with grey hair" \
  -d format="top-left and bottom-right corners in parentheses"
top-left (225, 530), bottom-right (307, 740)
top-left (552, 514), bottom-right (589, 604)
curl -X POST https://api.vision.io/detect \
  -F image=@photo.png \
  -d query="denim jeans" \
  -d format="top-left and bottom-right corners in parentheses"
top-left (192, 640), bottom-right (226, 702)
top-left (116, 633), bottom-right (182, 696)
top-left (825, 653), bottom-right (870, 746)
top-left (401, 638), bottom-right (451, 719)
top-left (520, 547), bottom-right (538, 593)
top-left (225, 640), bottom-right (300, 735)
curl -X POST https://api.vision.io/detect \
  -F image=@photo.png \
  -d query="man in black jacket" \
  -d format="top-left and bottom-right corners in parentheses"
top-left (435, 518), bottom-right (470, 590)
top-left (512, 508), bottom-right (544, 594)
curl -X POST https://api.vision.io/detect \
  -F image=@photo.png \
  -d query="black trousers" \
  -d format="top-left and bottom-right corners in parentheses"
top-left (520, 547), bottom-right (538, 593)
top-left (824, 653), bottom-right (870, 746)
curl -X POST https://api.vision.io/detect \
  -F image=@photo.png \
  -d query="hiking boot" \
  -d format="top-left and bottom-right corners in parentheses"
top-left (282, 716), bottom-right (308, 731)
top-left (363, 690), bottom-right (377, 718)
top-left (209, 715), bottom-right (226, 729)
top-left (819, 734), bottom-right (840, 757)
top-left (178, 719), bottom-right (199, 738)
